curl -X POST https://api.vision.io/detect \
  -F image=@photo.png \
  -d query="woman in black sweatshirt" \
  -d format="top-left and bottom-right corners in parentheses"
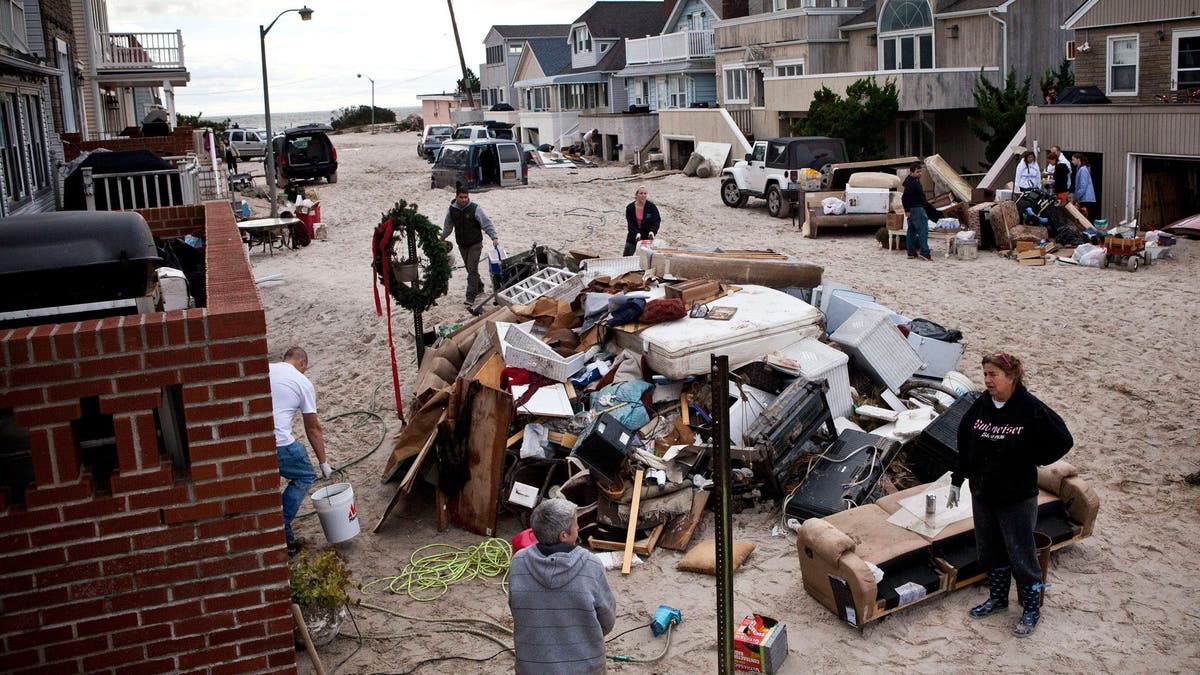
top-left (947, 351), bottom-right (1073, 637)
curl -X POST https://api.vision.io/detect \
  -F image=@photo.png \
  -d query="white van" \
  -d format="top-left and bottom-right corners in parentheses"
top-left (221, 128), bottom-right (267, 158)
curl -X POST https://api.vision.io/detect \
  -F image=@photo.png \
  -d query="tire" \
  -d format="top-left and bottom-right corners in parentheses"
top-left (1126, 255), bottom-right (1138, 272)
top-left (1100, 255), bottom-right (1109, 269)
top-left (721, 178), bottom-right (747, 208)
top-left (766, 184), bottom-right (791, 219)
top-left (326, 172), bottom-right (338, 184)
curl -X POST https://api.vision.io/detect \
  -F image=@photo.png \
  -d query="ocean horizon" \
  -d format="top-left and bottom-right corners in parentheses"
top-left (217, 106), bottom-right (422, 130)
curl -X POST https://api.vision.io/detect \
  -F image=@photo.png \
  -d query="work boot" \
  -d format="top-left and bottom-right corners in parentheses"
top-left (1013, 583), bottom-right (1042, 637)
top-left (968, 567), bottom-right (1011, 618)
top-left (286, 537), bottom-right (306, 558)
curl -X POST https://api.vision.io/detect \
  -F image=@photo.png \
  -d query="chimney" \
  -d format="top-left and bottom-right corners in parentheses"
top-left (722, 0), bottom-right (749, 20)
top-left (664, 0), bottom-right (678, 21)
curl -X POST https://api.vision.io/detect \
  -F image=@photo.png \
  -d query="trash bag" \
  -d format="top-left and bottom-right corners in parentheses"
top-left (907, 318), bottom-right (963, 343)
top-left (1073, 243), bottom-right (1107, 267)
top-left (822, 197), bottom-right (846, 215)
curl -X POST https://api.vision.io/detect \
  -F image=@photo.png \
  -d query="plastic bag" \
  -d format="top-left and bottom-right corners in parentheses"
top-left (907, 318), bottom-right (963, 343)
top-left (821, 197), bottom-right (846, 215)
top-left (1073, 243), bottom-right (1107, 267)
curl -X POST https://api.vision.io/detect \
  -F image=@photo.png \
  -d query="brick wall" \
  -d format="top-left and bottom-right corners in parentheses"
top-left (1072, 20), bottom-right (1200, 104)
top-left (136, 204), bottom-right (208, 242)
top-left (0, 202), bottom-right (297, 674)
top-left (61, 126), bottom-right (197, 163)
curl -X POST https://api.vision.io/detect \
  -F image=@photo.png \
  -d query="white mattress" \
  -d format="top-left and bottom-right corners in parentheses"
top-left (613, 285), bottom-right (823, 379)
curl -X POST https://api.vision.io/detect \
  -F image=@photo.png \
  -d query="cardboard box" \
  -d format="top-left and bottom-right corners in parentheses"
top-left (886, 213), bottom-right (904, 231)
top-left (733, 614), bottom-right (788, 674)
top-left (1018, 248), bottom-right (1046, 266)
top-left (1014, 241), bottom-right (1040, 253)
top-left (664, 278), bottom-right (722, 305)
top-left (972, 187), bottom-right (995, 203)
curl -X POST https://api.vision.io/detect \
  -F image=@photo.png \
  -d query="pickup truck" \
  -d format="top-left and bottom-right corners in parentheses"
top-left (720, 137), bottom-right (848, 218)
top-left (452, 121), bottom-right (516, 142)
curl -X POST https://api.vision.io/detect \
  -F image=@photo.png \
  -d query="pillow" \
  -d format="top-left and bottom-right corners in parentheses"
top-left (676, 539), bottom-right (755, 575)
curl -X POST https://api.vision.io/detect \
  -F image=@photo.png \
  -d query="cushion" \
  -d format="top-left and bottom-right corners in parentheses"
top-left (848, 172), bottom-right (902, 190)
top-left (1037, 460), bottom-right (1077, 494)
top-left (677, 539), bottom-right (755, 575)
top-left (800, 518), bottom-right (856, 563)
top-left (823, 504), bottom-right (930, 564)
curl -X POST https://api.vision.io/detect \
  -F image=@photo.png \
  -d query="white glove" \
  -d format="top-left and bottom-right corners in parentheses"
top-left (946, 485), bottom-right (961, 509)
top-left (320, 463), bottom-right (333, 479)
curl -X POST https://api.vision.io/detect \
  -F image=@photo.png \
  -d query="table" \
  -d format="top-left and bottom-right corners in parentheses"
top-left (888, 228), bottom-right (957, 256)
top-left (238, 218), bottom-right (298, 255)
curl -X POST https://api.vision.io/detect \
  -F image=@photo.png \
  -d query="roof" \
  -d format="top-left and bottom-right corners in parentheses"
top-left (937, 0), bottom-right (1010, 15)
top-left (840, 2), bottom-right (876, 29)
top-left (524, 37), bottom-right (573, 77)
top-left (491, 24), bottom-right (571, 39)
top-left (841, 0), bottom-right (1012, 30)
top-left (664, 0), bottom-right (724, 31)
top-left (575, 1), bottom-right (666, 40)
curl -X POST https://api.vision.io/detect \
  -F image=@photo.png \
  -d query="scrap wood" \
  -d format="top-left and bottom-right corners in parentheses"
top-left (659, 490), bottom-right (710, 551)
top-left (612, 169), bottom-right (682, 183)
top-left (622, 469), bottom-right (646, 575)
top-left (652, 248), bottom-right (788, 260)
top-left (547, 431), bottom-right (579, 448)
top-left (1065, 203), bottom-right (1092, 231)
top-left (589, 521), bottom-right (666, 557)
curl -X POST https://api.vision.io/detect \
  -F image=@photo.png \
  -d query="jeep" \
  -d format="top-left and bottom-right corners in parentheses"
top-left (452, 120), bottom-right (516, 142)
top-left (720, 137), bottom-right (848, 218)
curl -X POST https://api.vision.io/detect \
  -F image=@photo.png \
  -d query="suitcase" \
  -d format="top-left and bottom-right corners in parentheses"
top-left (783, 429), bottom-right (901, 522)
top-left (906, 391), bottom-right (981, 482)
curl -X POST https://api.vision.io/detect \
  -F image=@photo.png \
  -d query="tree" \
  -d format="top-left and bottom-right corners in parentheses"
top-left (456, 68), bottom-right (480, 95)
top-left (1039, 59), bottom-right (1075, 100)
top-left (791, 77), bottom-right (899, 161)
top-left (175, 112), bottom-right (230, 131)
top-left (330, 105), bottom-right (398, 130)
top-left (968, 68), bottom-right (1031, 168)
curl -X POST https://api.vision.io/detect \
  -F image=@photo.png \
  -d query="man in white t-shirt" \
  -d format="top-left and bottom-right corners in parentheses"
top-left (270, 346), bottom-right (331, 555)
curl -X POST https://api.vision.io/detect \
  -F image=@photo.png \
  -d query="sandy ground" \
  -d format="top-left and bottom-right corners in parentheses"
top-left (240, 131), bottom-right (1200, 674)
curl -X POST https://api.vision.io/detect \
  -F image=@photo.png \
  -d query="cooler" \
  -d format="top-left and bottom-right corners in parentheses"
top-left (613, 285), bottom-right (822, 379)
top-left (767, 338), bottom-right (853, 418)
top-left (830, 307), bottom-right (921, 394)
top-left (844, 187), bottom-right (891, 214)
top-left (296, 201), bottom-right (321, 239)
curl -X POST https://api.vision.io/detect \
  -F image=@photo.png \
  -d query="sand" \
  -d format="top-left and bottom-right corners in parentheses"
top-left (243, 131), bottom-right (1200, 673)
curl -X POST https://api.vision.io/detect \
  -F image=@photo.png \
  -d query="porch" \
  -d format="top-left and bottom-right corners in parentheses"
top-left (625, 30), bottom-right (714, 64)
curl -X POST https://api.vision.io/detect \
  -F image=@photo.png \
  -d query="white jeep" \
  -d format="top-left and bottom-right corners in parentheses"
top-left (720, 137), bottom-right (848, 218)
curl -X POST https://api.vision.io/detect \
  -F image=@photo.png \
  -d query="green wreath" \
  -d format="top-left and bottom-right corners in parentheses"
top-left (374, 200), bottom-right (452, 312)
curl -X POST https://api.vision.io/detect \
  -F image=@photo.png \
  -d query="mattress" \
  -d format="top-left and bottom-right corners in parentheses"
top-left (613, 285), bottom-right (822, 379)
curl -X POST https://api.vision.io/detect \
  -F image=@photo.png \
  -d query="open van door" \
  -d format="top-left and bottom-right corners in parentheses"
top-left (497, 143), bottom-right (524, 187)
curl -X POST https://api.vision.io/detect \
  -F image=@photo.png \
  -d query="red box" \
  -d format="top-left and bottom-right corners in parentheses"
top-left (295, 202), bottom-right (320, 239)
top-left (733, 614), bottom-right (788, 673)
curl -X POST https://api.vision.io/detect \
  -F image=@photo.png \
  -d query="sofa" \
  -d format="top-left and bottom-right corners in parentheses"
top-left (797, 461), bottom-right (1099, 627)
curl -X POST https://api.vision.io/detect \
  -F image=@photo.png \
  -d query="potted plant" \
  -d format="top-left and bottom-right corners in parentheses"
top-left (875, 226), bottom-right (890, 249)
top-left (289, 549), bottom-right (356, 648)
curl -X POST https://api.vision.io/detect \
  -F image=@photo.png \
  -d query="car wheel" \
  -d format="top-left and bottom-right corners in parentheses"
top-left (767, 185), bottom-right (791, 219)
top-left (326, 172), bottom-right (338, 184)
top-left (720, 179), bottom-right (747, 208)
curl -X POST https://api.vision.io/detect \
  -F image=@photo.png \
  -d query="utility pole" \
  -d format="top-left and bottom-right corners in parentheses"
top-left (446, 0), bottom-right (475, 108)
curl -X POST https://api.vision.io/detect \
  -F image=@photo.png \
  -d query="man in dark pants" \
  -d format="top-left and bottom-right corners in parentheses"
top-left (441, 186), bottom-right (500, 305)
top-left (902, 162), bottom-right (939, 262)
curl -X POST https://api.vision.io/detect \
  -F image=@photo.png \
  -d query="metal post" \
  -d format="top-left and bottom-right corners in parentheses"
top-left (711, 354), bottom-right (734, 674)
top-left (408, 231), bottom-right (425, 365)
top-left (446, 0), bottom-right (475, 108)
top-left (358, 74), bottom-right (376, 133)
top-left (260, 24), bottom-right (278, 218)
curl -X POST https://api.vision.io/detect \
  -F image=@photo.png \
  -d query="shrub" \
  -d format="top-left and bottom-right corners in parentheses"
top-left (289, 549), bottom-right (356, 611)
top-left (330, 105), bottom-right (397, 130)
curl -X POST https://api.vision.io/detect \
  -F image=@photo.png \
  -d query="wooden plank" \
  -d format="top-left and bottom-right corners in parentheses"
top-left (448, 384), bottom-right (513, 537)
top-left (588, 522), bottom-right (666, 556)
top-left (621, 469), bottom-right (646, 575)
top-left (680, 394), bottom-right (690, 427)
top-left (506, 429), bottom-right (525, 448)
top-left (547, 431), bottom-right (579, 448)
top-left (382, 389), bottom-right (450, 482)
top-left (660, 489), bottom-right (710, 551)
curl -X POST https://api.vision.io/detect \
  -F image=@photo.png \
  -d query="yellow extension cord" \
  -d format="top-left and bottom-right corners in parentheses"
top-left (362, 538), bottom-right (514, 601)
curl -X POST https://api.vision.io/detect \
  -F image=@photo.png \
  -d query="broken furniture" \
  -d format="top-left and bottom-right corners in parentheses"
top-left (830, 307), bottom-right (922, 394)
top-left (238, 218), bottom-right (298, 255)
top-left (766, 337), bottom-right (853, 419)
top-left (647, 248), bottom-right (823, 289)
top-left (796, 461), bottom-right (1099, 627)
top-left (783, 429), bottom-right (901, 521)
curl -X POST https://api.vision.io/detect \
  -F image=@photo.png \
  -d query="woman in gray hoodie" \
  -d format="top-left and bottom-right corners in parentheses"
top-left (508, 499), bottom-right (617, 674)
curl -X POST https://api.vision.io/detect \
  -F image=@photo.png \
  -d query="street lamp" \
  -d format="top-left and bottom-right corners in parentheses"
top-left (260, 6), bottom-right (314, 218)
top-left (357, 73), bottom-right (375, 133)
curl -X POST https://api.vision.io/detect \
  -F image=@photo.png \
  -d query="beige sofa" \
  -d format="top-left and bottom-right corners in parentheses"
top-left (797, 461), bottom-right (1099, 627)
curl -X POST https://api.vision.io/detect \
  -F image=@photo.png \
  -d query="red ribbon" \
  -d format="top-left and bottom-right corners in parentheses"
top-left (372, 218), bottom-right (405, 422)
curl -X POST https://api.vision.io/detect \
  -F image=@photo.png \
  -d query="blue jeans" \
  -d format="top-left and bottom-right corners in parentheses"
top-left (277, 440), bottom-right (316, 543)
top-left (973, 495), bottom-right (1042, 588)
top-left (907, 208), bottom-right (931, 258)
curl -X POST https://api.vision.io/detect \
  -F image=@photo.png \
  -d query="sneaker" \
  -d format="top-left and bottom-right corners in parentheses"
top-left (919, 255), bottom-right (934, 262)
top-left (463, 296), bottom-right (477, 306)
top-left (907, 253), bottom-right (918, 259)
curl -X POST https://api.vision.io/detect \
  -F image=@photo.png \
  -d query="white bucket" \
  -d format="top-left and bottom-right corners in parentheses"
top-left (311, 482), bottom-right (360, 544)
top-left (942, 371), bottom-right (978, 397)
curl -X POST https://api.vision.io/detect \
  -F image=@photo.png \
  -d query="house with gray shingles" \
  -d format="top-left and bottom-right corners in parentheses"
top-left (660, 0), bottom-right (1078, 171)
top-left (617, 0), bottom-right (723, 115)
top-left (479, 24), bottom-right (571, 111)
top-left (512, 0), bottom-right (666, 161)
top-left (1014, 0), bottom-right (1200, 228)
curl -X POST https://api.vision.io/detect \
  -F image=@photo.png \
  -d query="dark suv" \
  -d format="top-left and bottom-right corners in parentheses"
top-left (272, 123), bottom-right (338, 184)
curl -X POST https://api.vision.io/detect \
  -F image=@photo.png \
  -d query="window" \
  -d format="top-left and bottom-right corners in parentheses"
top-left (776, 60), bottom-right (805, 77)
top-left (481, 89), bottom-right (490, 106)
top-left (772, 0), bottom-right (787, 10)
top-left (1, 94), bottom-right (25, 202)
top-left (574, 27), bottom-right (591, 53)
top-left (724, 66), bottom-right (748, 103)
top-left (509, 44), bottom-right (523, 56)
top-left (57, 39), bottom-right (78, 133)
top-left (668, 75), bottom-right (688, 108)
top-left (0, 0), bottom-right (27, 51)
top-left (752, 143), bottom-right (766, 162)
top-left (897, 119), bottom-right (934, 157)
top-left (1173, 29), bottom-right (1200, 90)
top-left (879, 0), bottom-right (933, 70)
top-left (486, 45), bottom-right (504, 64)
top-left (1108, 35), bottom-right (1138, 95)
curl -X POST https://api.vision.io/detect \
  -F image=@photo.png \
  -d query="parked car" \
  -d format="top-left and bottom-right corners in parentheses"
top-left (452, 121), bottom-right (516, 142)
top-left (418, 124), bottom-right (454, 159)
top-left (431, 139), bottom-right (527, 191)
top-left (222, 128), bottom-right (267, 158)
top-left (272, 123), bottom-right (338, 184)
top-left (720, 137), bottom-right (848, 218)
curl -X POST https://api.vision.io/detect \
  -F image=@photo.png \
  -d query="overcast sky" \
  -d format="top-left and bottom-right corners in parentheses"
top-left (106, 0), bottom-right (606, 117)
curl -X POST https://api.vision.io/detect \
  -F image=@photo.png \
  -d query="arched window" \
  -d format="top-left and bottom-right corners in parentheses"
top-left (879, 0), bottom-right (934, 70)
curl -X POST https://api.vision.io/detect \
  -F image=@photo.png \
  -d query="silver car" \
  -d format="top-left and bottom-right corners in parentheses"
top-left (222, 128), bottom-right (267, 158)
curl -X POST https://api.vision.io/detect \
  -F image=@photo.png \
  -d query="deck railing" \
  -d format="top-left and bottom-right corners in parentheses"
top-left (626, 30), bottom-right (714, 65)
top-left (83, 157), bottom-right (200, 211)
top-left (95, 31), bottom-right (185, 70)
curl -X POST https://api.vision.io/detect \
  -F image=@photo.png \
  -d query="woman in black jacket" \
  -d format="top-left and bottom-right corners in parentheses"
top-left (947, 351), bottom-right (1073, 637)
top-left (623, 186), bottom-right (661, 256)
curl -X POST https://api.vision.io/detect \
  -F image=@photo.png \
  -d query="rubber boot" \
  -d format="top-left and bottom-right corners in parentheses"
top-left (1013, 583), bottom-right (1042, 637)
top-left (968, 567), bottom-right (1010, 618)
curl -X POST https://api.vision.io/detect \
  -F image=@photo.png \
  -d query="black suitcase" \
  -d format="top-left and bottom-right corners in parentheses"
top-left (784, 429), bottom-right (901, 522)
top-left (907, 391), bottom-right (981, 483)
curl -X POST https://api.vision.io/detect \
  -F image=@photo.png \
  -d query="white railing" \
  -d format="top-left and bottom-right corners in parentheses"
top-left (82, 159), bottom-right (199, 211)
top-left (626, 30), bottom-right (714, 65)
top-left (95, 31), bottom-right (185, 70)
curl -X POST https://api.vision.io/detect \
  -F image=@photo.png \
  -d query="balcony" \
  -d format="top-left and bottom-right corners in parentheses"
top-left (764, 68), bottom-right (1001, 113)
top-left (626, 30), bottom-right (714, 65)
top-left (93, 31), bottom-right (189, 85)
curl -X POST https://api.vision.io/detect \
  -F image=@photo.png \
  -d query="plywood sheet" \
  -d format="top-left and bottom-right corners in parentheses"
top-left (448, 384), bottom-right (512, 537)
top-left (695, 142), bottom-right (733, 169)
